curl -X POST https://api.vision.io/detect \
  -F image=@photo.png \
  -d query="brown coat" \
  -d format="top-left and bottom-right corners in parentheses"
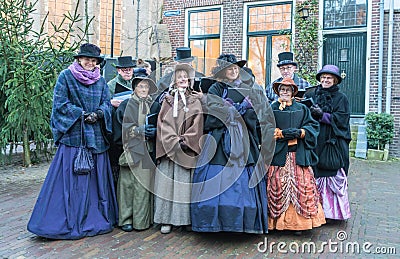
top-left (156, 92), bottom-right (203, 169)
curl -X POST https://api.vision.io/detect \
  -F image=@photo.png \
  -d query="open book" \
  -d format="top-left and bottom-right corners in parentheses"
top-left (112, 83), bottom-right (132, 101)
top-left (273, 109), bottom-right (304, 129)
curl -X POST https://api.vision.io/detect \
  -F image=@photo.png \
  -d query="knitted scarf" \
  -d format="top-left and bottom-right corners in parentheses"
top-left (314, 84), bottom-right (339, 113)
top-left (68, 61), bottom-right (101, 85)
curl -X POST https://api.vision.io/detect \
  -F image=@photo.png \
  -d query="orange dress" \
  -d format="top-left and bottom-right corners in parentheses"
top-left (267, 152), bottom-right (326, 230)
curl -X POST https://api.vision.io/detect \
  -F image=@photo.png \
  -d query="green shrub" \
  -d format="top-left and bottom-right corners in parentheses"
top-left (365, 112), bottom-right (395, 150)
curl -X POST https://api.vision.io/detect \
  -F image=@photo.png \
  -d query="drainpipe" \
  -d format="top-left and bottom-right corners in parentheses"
top-left (110, 0), bottom-right (115, 57)
top-left (135, 0), bottom-right (141, 59)
top-left (377, 0), bottom-right (384, 113)
top-left (385, 0), bottom-right (394, 114)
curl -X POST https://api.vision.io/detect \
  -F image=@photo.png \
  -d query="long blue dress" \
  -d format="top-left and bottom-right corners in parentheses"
top-left (191, 81), bottom-right (272, 234)
top-left (27, 68), bottom-right (118, 239)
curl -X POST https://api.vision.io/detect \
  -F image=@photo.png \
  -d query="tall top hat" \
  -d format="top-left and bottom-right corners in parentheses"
top-left (316, 64), bottom-right (343, 84)
top-left (212, 53), bottom-right (247, 78)
top-left (174, 47), bottom-right (194, 62)
top-left (277, 52), bottom-right (298, 67)
top-left (116, 56), bottom-right (136, 68)
top-left (74, 43), bottom-right (104, 64)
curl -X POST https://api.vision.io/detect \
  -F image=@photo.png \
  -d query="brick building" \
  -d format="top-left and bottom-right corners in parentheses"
top-left (161, 0), bottom-right (400, 158)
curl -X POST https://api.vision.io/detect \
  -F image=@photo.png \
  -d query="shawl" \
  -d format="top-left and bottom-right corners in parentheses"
top-left (113, 93), bottom-right (160, 169)
top-left (156, 93), bottom-right (203, 169)
top-left (307, 84), bottom-right (351, 176)
top-left (51, 69), bottom-right (111, 153)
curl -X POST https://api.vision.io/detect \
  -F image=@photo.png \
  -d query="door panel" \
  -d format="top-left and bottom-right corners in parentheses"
top-left (323, 33), bottom-right (366, 115)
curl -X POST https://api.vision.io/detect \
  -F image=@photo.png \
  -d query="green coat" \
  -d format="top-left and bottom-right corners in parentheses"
top-left (107, 74), bottom-right (133, 97)
top-left (270, 100), bottom-right (319, 167)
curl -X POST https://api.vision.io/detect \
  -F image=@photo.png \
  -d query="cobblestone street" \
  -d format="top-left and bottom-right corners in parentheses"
top-left (0, 158), bottom-right (399, 258)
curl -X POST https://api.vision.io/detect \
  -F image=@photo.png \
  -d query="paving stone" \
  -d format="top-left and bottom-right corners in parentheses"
top-left (0, 158), bottom-right (399, 258)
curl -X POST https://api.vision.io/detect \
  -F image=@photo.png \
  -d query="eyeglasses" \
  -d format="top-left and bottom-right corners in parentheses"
top-left (120, 68), bottom-right (133, 73)
top-left (279, 66), bottom-right (294, 71)
top-left (279, 87), bottom-right (293, 93)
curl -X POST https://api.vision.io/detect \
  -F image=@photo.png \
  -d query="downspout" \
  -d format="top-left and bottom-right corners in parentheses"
top-left (135, 0), bottom-right (141, 59)
top-left (385, 0), bottom-right (394, 114)
top-left (377, 0), bottom-right (384, 113)
top-left (111, 0), bottom-right (115, 57)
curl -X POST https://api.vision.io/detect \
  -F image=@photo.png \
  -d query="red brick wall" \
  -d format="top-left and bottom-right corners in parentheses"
top-left (369, 0), bottom-right (400, 157)
top-left (382, 11), bottom-right (400, 157)
top-left (220, 0), bottom-right (244, 58)
top-left (163, 0), bottom-right (247, 59)
top-left (369, 0), bottom-right (381, 113)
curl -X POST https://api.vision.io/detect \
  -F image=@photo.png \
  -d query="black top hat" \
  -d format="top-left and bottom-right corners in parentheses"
top-left (277, 52), bottom-right (298, 67)
top-left (116, 56), bottom-right (136, 68)
top-left (212, 54), bottom-right (247, 78)
top-left (132, 76), bottom-right (157, 95)
top-left (174, 47), bottom-right (194, 62)
top-left (74, 43), bottom-right (104, 64)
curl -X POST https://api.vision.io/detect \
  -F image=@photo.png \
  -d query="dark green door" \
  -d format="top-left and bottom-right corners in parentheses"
top-left (323, 32), bottom-right (366, 116)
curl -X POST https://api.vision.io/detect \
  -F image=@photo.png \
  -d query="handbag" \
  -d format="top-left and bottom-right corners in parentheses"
top-left (73, 112), bottom-right (95, 175)
top-left (317, 128), bottom-right (344, 170)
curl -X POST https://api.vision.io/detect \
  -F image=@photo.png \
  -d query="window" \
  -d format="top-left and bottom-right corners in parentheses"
top-left (324, 0), bottom-right (367, 29)
top-left (248, 4), bottom-right (292, 32)
top-left (246, 3), bottom-right (292, 88)
top-left (188, 8), bottom-right (221, 76)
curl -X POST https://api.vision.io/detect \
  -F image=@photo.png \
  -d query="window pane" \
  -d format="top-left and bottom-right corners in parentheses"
top-left (270, 35), bottom-right (291, 82)
top-left (190, 10), bottom-right (220, 36)
top-left (324, 0), bottom-right (367, 29)
top-left (248, 36), bottom-right (267, 87)
top-left (249, 4), bottom-right (291, 32)
top-left (190, 38), bottom-right (220, 76)
top-left (248, 35), bottom-right (290, 87)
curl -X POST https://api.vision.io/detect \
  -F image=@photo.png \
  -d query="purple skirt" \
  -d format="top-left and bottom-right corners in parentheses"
top-left (27, 144), bottom-right (118, 239)
top-left (316, 168), bottom-right (351, 220)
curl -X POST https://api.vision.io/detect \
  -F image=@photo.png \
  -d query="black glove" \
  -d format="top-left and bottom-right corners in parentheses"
top-left (95, 109), bottom-right (104, 120)
top-left (134, 125), bottom-right (146, 136)
top-left (310, 104), bottom-right (323, 120)
top-left (84, 112), bottom-right (98, 124)
top-left (282, 128), bottom-right (302, 140)
top-left (179, 140), bottom-right (189, 151)
top-left (144, 125), bottom-right (157, 138)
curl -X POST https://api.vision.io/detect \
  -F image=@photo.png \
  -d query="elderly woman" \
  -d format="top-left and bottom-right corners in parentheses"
top-left (191, 54), bottom-right (271, 234)
top-left (154, 63), bottom-right (204, 234)
top-left (28, 43), bottom-right (118, 239)
top-left (112, 75), bottom-right (160, 232)
top-left (307, 65), bottom-right (352, 220)
top-left (267, 77), bottom-right (325, 232)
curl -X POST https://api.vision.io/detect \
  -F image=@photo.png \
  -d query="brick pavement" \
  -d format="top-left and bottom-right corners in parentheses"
top-left (0, 158), bottom-right (399, 258)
